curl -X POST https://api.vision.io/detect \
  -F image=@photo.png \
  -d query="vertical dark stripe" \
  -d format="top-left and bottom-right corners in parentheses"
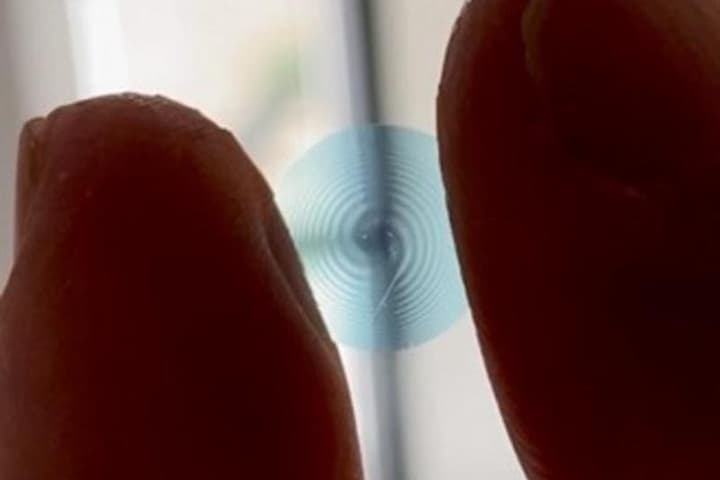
top-left (342, 1), bottom-right (406, 479)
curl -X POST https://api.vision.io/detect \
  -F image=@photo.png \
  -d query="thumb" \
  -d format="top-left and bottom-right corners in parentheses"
top-left (439, 0), bottom-right (720, 478)
top-left (1, 94), bottom-right (361, 479)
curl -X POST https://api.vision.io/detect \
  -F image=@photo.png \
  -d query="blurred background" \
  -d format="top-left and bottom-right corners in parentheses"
top-left (0, 1), bottom-right (523, 478)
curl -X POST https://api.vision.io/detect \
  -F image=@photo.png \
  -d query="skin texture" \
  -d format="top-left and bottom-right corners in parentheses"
top-left (2, 0), bottom-right (720, 478)
top-left (1, 95), bottom-right (361, 479)
top-left (439, 0), bottom-right (720, 478)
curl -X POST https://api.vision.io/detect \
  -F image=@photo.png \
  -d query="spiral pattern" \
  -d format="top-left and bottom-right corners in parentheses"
top-left (276, 126), bottom-right (468, 350)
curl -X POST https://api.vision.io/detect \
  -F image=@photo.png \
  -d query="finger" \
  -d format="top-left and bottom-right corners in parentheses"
top-left (438, 0), bottom-right (720, 478)
top-left (1, 94), bottom-right (361, 479)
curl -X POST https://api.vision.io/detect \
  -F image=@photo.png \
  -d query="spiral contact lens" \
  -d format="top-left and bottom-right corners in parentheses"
top-left (277, 126), bottom-right (467, 350)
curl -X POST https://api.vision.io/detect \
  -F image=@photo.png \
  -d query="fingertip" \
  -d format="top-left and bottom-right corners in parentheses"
top-left (438, 0), bottom-right (720, 477)
top-left (16, 93), bottom-right (271, 253)
top-left (4, 94), bottom-right (362, 478)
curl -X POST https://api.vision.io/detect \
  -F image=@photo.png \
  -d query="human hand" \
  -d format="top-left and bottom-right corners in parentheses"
top-left (439, 0), bottom-right (720, 477)
top-left (3, 1), bottom-right (720, 478)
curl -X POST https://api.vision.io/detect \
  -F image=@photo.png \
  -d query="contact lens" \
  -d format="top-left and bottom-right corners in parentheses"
top-left (277, 125), bottom-right (467, 350)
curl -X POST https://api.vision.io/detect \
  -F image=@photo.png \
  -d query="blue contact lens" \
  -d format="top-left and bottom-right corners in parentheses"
top-left (276, 125), bottom-right (467, 350)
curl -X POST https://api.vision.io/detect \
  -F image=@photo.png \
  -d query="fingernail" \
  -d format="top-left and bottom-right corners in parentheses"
top-left (521, 0), bottom-right (547, 79)
top-left (16, 117), bottom-right (47, 257)
top-left (521, 0), bottom-right (717, 185)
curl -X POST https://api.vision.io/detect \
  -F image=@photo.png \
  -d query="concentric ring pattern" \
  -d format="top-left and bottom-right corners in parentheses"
top-left (276, 125), bottom-right (468, 350)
